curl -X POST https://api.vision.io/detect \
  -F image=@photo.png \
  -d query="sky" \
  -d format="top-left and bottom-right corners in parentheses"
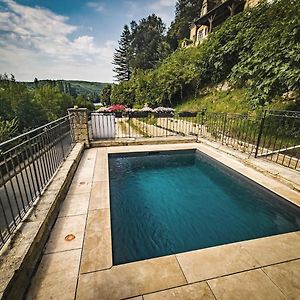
top-left (0, 0), bottom-right (176, 83)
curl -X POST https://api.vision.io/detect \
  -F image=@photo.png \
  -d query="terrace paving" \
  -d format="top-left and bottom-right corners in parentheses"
top-left (26, 143), bottom-right (300, 300)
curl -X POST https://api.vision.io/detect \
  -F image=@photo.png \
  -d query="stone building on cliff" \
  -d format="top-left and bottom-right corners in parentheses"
top-left (182, 0), bottom-right (261, 47)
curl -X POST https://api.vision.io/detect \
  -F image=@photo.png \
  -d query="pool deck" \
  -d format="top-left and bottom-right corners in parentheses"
top-left (27, 142), bottom-right (300, 300)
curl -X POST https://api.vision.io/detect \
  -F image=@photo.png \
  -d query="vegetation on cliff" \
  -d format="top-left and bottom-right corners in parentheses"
top-left (109, 0), bottom-right (300, 111)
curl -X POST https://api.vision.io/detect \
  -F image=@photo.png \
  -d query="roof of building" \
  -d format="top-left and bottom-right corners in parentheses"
top-left (192, 0), bottom-right (245, 27)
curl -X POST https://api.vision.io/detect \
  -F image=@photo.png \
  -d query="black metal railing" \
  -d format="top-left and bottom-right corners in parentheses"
top-left (0, 115), bottom-right (74, 250)
top-left (90, 110), bottom-right (300, 170)
top-left (198, 110), bottom-right (300, 170)
top-left (255, 110), bottom-right (300, 169)
top-left (199, 111), bottom-right (262, 154)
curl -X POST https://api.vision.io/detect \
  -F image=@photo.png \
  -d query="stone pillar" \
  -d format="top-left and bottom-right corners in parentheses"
top-left (68, 107), bottom-right (90, 147)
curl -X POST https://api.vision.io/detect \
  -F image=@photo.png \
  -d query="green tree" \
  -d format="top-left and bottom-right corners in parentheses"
top-left (33, 85), bottom-right (74, 121)
top-left (111, 81), bottom-right (136, 106)
top-left (113, 25), bottom-right (133, 81)
top-left (167, 0), bottom-right (203, 50)
top-left (0, 75), bottom-right (48, 131)
top-left (75, 95), bottom-right (95, 110)
top-left (130, 14), bottom-right (170, 70)
top-left (99, 84), bottom-right (112, 105)
top-left (0, 118), bottom-right (18, 142)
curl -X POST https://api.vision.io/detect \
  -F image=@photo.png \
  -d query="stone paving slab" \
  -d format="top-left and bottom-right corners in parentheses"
top-left (26, 249), bottom-right (81, 300)
top-left (93, 148), bottom-right (108, 182)
top-left (80, 209), bottom-right (112, 273)
top-left (208, 269), bottom-right (286, 300)
top-left (68, 181), bottom-right (93, 195)
top-left (76, 256), bottom-right (187, 300)
top-left (143, 282), bottom-right (215, 300)
top-left (107, 143), bottom-right (198, 154)
top-left (240, 231), bottom-right (300, 266)
top-left (263, 259), bottom-right (300, 300)
top-left (89, 180), bottom-right (110, 210)
top-left (44, 214), bottom-right (86, 254)
top-left (58, 193), bottom-right (90, 217)
top-left (176, 242), bottom-right (260, 283)
top-left (72, 148), bottom-right (97, 183)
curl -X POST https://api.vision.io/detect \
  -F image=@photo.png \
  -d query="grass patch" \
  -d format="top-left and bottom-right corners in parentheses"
top-left (118, 121), bottom-right (128, 134)
top-left (176, 89), bottom-right (250, 114)
top-left (126, 119), bottom-right (151, 137)
top-left (176, 88), bottom-right (300, 114)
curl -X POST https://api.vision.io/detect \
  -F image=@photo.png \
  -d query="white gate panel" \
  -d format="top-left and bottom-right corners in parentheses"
top-left (91, 113), bottom-right (115, 139)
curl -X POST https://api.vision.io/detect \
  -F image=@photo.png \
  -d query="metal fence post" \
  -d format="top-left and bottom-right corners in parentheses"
top-left (221, 113), bottom-right (227, 145)
top-left (255, 110), bottom-right (267, 158)
top-left (128, 115), bottom-right (131, 138)
top-left (199, 109), bottom-right (205, 137)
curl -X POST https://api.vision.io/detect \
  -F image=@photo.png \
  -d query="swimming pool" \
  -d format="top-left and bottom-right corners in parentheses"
top-left (109, 150), bottom-right (300, 265)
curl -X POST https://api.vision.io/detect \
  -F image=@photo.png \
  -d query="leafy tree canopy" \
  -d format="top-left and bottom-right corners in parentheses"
top-left (0, 74), bottom-right (95, 141)
top-left (167, 0), bottom-right (203, 50)
top-left (109, 0), bottom-right (300, 110)
top-left (113, 14), bottom-right (170, 81)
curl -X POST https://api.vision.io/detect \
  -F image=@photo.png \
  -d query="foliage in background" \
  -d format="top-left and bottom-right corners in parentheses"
top-left (0, 118), bottom-right (18, 143)
top-left (33, 85), bottom-right (74, 121)
top-left (113, 14), bottom-right (171, 81)
top-left (0, 74), bottom-right (95, 141)
top-left (24, 79), bottom-right (105, 102)
top-left (0, 74), bottom-right (48, 133)
top-left (99, 84), bottom-right (112, 106)
top-left (74, 95), bottom-right (95, 111)
top-left (109, 0), bottom-right (300, 112)
top-left (113, 24), bottom-right (133, 81)
top-left (167, 0), bottom-right (203, 50)
top-left (176, 89), bottom-right (251, 113)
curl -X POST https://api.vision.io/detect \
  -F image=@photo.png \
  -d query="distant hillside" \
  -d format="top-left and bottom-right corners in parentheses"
top-left (23, 80), bottom-right (108, 102)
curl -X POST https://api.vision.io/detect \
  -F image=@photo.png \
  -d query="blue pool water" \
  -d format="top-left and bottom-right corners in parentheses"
top-left (109, 150), bottom-right (300, 265)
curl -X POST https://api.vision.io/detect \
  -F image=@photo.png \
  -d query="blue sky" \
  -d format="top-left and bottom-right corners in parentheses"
top-left (0, 0), bottom-right (176, 82)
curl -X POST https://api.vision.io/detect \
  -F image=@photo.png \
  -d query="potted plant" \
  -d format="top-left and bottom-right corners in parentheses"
top-left (153, 107), bottom-right (175, 118)
top-left (178, 111), bottom-right (198, 118)
top-left (107, 104), bottom-right (125, 118)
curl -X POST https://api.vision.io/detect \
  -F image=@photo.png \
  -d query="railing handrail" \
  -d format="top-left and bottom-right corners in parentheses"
top-left (0, 115), bottom-right (71, 149)
top-left (0, 114), bottom-right (74, 250)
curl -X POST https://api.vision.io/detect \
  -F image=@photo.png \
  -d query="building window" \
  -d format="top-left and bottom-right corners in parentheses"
top-left (197, 29), bottom-right (205, 41)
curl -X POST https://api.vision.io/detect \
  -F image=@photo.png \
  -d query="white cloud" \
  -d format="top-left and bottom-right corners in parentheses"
top-left (86, 2), bottom-right (105, 12)
top-left (124, 1), bottom-right (138, 19)
top-left (149, 0), bottom-right (176, 10)
top-left (124, 0), bottom-right (175, 26)
top-left (0, 0), bottom-right (115, 81)
top-left (149, 0), bottom-right (176, 26)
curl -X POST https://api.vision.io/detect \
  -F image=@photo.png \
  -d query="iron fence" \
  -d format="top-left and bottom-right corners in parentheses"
top-left (255, 110), bottom-right (300, 169)
top-left (0, 115), bottom-right (74, 250)
top-left (90, 112), bottom-right (201, 139)
top-left (90, 110), bottom-right (299, 170)
top-left (199, 111), bottom-right (262, 154)
top-left (198, 110), bottom-right (300, 170)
